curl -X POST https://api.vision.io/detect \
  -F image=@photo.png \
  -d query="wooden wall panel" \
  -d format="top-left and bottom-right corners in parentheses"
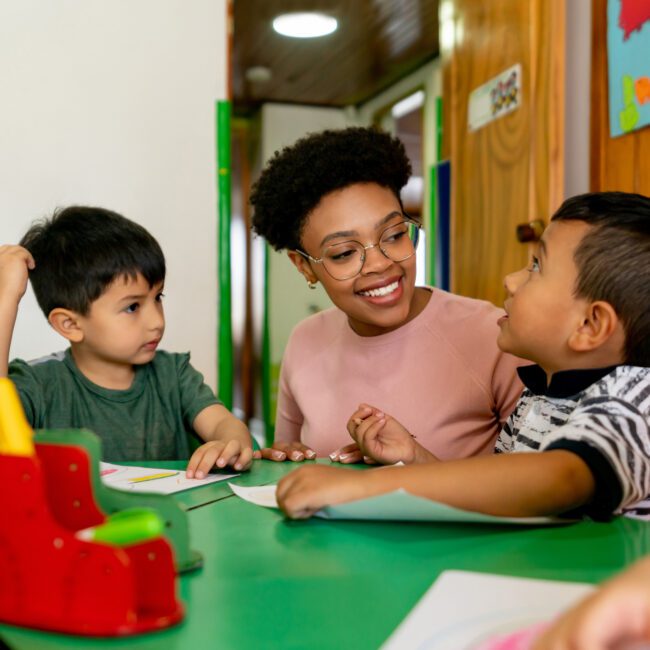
top-left (442, 0), bottom-right (565, 306)
top-left (529, 0), bottom-right (565, 222)
top-left (591, 0), bottom-right (650, 194)
top-left (639, 128), bottom-right (650, 191)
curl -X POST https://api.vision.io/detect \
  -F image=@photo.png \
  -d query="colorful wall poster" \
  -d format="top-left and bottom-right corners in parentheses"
top-left (467, 64), bottom-right (522, 132)
top-left (607, 0), bottom-right (650, 137)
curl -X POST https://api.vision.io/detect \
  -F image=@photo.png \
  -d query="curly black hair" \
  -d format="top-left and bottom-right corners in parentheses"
top-left (250, 126), bottom-right (412, 251)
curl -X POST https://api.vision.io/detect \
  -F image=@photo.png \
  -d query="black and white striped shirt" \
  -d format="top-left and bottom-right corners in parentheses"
top-left (496, 365), bottom-right (650, 520)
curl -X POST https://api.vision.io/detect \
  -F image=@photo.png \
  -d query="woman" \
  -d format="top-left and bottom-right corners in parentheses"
top-left (251, 127), bottom-right (522, 464)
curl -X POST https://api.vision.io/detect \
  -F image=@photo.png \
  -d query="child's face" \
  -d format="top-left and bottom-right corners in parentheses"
top-left (76, 273), bottom-right (165, 367)
top-left (497, 220), bottom-right (592, 373)
top-left (295, 182), bottom-right (419, 336)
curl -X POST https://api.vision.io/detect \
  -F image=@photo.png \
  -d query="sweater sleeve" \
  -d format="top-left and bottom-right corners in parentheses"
top-left (492, 350), bottom-right (526, 428)
top-left (448, 297), bottom-right (524, 428)
top-left (274, 331), bottom-right (305, 444)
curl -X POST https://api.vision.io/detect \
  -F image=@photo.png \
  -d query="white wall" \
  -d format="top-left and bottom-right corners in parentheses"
top-left (259, 103), bottom-right (347, 361)
top-left (0, 0), bottom-right (227, 389)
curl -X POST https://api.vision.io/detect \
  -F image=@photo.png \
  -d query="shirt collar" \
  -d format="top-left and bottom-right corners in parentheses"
top-left (517, 364), bottom-right (620, 398)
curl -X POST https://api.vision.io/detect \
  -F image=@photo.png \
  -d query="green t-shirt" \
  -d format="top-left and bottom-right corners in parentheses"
top-left (8, 349), bottom-right (221, 462)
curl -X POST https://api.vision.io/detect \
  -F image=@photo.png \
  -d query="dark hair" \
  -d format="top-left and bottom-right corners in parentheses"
top-left (20, 206), bottom-right (165, 316)
top-left (551, 191), bottom-right (650, 366)
top-left (250, 126), bottom-right (412, 251)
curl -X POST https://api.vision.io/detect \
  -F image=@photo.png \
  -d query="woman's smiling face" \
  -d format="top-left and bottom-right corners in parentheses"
top-left (288, 182), bottom-right (421, 336)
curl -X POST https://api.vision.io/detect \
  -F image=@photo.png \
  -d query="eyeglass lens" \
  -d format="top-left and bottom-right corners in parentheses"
top-left (321, 220), bottom-right (420, 280)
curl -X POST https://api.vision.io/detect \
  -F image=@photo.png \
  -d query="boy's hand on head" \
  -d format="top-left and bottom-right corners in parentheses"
top-left (252, 440), bottom-right (316, 462)
top-left (186, 439), bottom-right (253, 478)
top-left (276, 465), bottom-right (371, 519)
top-left (0, 245), bottom-right (35, 302)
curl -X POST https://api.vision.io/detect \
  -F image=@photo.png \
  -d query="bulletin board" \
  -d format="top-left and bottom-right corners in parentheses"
top-left (607, 0), bottom-right (650, 137)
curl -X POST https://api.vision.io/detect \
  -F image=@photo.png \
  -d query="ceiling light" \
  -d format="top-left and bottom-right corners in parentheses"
top-left (392, 90), bottom-right (425, 119)
top-left (245, 66), bottom-right (272, 83)
top-left (272, 12), bottom-right (338, 39)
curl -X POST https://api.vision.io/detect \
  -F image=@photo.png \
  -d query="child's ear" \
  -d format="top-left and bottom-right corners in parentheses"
top-left (568, 301), bottom-right (622, 353)
top-left (287, 251), bottom-right (318, 286)
top-left (48, 308), bottom-right (84, 343)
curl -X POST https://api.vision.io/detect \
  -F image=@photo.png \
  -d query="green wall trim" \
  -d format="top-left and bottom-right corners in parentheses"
top-left (216, 100), bottom-right (233, 409)
top-left (426, 95), bottom-right (444, 287)
top-left (428, 164), bottom-right (437, 287)
top-left (261, 244), bottom-right (274, 446)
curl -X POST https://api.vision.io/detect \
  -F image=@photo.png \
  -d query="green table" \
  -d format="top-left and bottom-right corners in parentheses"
top-left (2, 460), bottom-right (650, 650)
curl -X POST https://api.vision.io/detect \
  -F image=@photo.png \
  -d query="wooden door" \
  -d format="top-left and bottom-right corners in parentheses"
top-left (441, 0), bottom-right (565, 305)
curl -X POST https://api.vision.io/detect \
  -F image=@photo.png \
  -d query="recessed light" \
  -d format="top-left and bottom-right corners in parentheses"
top-left (272, 12), bottom-right (338, 39)
top-left (245, 66), bottom-right (272, 83)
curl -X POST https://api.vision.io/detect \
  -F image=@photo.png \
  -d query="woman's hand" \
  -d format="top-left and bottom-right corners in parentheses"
top-left (253, 441), bottom-right (316, 462)
top-left (329, 442), bottom-right (377, 464)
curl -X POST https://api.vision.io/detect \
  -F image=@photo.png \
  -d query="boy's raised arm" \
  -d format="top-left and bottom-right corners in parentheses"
top-left (276, 450), bottom-right (596, 519)
top-left (0, 246), bottom-right (35, 376)
top-left (186, 404), bottom-right (254, 478)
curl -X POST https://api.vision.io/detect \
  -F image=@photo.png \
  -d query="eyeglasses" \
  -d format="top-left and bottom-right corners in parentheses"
top-left (295, 217), bottom-right (421, 281)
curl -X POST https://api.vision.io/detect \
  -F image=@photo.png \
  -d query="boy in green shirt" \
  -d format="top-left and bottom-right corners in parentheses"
top-left (0, 206), bottom-right (252, 477)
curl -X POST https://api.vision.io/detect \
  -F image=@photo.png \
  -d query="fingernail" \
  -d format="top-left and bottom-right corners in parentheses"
top-left (217, 459), bottom-right (225, 467)
top-left (186, 470), bottom-right (194, 478)
top-left (353, 418), bottom-right (361, 425)
top-left (196, 471), bottom-right (204, 479)
top-left (234, 464), bottom-right (242, 470)
top-left (339, 454), bottom-right (348, 461)
top-left (306, 450), bottom-right (316, 459)
top-left (291, 452), bottom-right (304, 461)
top-left (375, 411), bottom-right (384, 418)
top-left (329, 452), bottom-right (338, 461)
top-left (273, 451), bottom-right (286, 460)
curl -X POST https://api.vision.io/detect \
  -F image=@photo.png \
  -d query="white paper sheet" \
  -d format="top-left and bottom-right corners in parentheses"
top-left (100, 462), bottom-right (238, 494)
top-left (382, 571), bottom-right (595, 650)
top-left (228, 484), bottom-right (571, 525)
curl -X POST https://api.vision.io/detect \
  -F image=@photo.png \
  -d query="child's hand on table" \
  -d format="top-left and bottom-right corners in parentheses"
top-left (345, 404), bottom-right (438, 465)
top-left (186, 439), bottom-right (253, 478)
top-left (253, 441), bottom-right (317, 462)
top-left (276, 465), bottom-right (371, 519)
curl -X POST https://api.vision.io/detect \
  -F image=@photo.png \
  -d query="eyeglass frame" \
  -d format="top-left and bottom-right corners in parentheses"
top-left (294, 214), bottom-right (422, 281)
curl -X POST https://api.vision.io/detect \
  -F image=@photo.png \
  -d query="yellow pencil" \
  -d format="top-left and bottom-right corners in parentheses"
top-left (129, 471), bottom-right (178, 483)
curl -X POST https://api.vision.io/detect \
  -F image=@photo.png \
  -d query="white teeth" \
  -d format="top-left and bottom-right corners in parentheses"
top-left (360, 280), bottom-right (399, 298)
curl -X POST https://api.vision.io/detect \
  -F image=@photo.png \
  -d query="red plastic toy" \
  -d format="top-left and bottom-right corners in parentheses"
top-left (0, 378), bottom-right (184, 636)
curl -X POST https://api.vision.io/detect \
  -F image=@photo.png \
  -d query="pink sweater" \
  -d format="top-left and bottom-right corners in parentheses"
top-left (275, 288), bottom-right (525, 459)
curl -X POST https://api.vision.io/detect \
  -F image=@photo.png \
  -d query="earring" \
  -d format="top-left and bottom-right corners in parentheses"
top-left (307, 280), bottom-right (317, 290)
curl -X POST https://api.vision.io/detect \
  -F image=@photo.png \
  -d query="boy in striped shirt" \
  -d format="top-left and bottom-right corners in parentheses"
top-left (277, 192), bottom-right (650, 521)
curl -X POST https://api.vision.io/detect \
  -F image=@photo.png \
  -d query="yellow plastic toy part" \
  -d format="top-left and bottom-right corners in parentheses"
top-left (0, 377), bottom-right (34, 456)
